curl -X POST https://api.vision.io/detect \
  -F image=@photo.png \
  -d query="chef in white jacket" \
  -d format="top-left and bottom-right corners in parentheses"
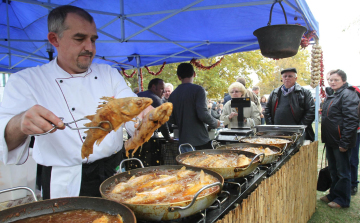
top-left (0, 5), bottom-right (150, 199)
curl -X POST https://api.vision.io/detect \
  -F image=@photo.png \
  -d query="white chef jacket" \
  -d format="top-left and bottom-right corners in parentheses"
top-left (0, 58), bottom-right (136, 198)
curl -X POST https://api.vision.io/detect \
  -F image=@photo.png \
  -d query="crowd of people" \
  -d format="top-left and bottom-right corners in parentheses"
top-left (0, 5), bottom-right (358, 212)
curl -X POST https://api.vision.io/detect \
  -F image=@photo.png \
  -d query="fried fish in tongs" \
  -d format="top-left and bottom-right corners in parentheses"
top-left (31, 97), bottom-right (153, 159)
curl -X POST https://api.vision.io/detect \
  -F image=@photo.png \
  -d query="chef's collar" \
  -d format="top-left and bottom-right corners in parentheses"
top-left (53, 57), bottom-right (90, 77)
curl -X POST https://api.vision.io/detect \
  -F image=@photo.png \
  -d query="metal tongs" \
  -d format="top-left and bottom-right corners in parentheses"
top-left (30, 117), bottom-right (113, 136)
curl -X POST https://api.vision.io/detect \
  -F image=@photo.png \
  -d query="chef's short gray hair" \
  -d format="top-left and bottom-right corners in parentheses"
top-left (48, 5), bottom-right (94, 38)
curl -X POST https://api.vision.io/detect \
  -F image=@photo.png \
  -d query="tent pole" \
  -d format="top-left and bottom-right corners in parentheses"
top-left (136, 56), bottom-right (142, 92)
top-left (6, 0), bottom-right (11, 69)
top-left (315, 85), bottom-right (319, 141)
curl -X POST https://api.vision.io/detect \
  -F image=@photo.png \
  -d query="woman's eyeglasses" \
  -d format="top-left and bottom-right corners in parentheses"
top-left (230, 91), bottom-right (240, 94)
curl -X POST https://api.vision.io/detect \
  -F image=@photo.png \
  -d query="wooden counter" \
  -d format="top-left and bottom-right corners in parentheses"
top-left (216, 141), bottom-right (318, 223)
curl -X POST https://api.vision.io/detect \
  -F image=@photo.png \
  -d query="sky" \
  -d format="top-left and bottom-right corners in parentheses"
top-left (304, 0), bottom-right (360, 86)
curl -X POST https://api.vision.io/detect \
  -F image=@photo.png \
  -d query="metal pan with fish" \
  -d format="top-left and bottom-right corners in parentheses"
top-left (255, 130), bottom-right (301, 143)
top-left (213, 142), bottom-right (282, 165)
top-left (176, 145), bottom-right (264, 179)
top-left (100, 158), bottom-right (226, 221)
top-left (0, 187), bottom-right (136, 223)
top-left (239, 136), bottom-right (293, 151)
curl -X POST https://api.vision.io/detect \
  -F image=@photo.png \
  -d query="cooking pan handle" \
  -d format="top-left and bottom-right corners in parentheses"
top-left (168, 182), bottom-right (222, 212)
top-left (0, 186), bottom-right (38, 202)
top-left (294, 132), bottom-right (300, 142)
top-left (119, 158), bottom-right (144, 173)
top-left (178, 143), bottom-right (195, 154)
top-left (211, 140), bottom-right (221, 149)
top-left (234, 153), bottom-right (265, 172)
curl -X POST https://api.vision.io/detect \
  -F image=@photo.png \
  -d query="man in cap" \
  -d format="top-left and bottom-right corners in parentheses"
top-left (264, 68), bottom-right (315, 141)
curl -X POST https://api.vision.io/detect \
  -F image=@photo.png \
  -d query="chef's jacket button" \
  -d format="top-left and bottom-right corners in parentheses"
top-left (83, 136), bottom-right (86, 139)
top-left (95, 76), bottom-right (97, 79)
top-left (60, 80), bottom-right (63, 83)
top-left (72, 107), bottom-right (75, 111)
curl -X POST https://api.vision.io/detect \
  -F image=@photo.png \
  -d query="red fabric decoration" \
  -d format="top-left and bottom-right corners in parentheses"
top-left (190, 57), bottom-right (224, 70)
top-left (301, 31), bottom-right (317, 49)
top-left (144, 62), bottom-right (166, 76)
top-left (120, 68), bottom-right (136, 78)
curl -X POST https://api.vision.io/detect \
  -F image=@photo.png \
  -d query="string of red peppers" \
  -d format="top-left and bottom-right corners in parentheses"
top-left (119, 68), bottom-right (143, 91)
top-left (190, 57), bottom-right (224, 70)
top-left (140, 68), bottom-right (144, 91)
top-left (120, 68), bottom-right (137, 78)
top-left (301, 30), bottom-right (316, 49)
top-left (144, 62), bottom-right (166, 76)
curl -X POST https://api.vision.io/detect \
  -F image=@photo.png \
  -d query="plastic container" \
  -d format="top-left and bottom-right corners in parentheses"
top-left (0, 149), bottom-right (37, 202)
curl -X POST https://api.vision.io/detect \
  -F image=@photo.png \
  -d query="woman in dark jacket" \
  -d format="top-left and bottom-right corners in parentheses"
top-left (320, 69), bottom-right (359, 209)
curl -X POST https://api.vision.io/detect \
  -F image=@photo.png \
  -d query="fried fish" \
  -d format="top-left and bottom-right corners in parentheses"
top-left (81, 97), bottom-right (152, 159)
top-left (125, 102), bottom-right (173, 157)
top-left (125, 184), bottom-right (184, 204)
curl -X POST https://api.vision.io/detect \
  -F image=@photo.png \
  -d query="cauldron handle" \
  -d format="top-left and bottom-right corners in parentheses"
top-left (0, 186), bottom-right (38, 202)
top-left (267, 1), bottom-right (288, 26)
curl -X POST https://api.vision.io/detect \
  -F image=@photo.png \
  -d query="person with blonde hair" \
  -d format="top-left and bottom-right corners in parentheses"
top-left (220, 82), bottom-right (260, 128)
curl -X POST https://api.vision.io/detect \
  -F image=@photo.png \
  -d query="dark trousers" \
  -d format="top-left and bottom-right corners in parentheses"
top-left (326, 143), bottom-right (351, 207)
top-left (351, 133), bottom-right (360, 188)
top-left (41, 151), bottom-right (123, 199)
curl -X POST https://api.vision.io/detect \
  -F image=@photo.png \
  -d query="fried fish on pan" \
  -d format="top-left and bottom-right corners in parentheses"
top-left (124, 102), bottom-right (173, 157)
top-left (81, 97), bottom-right (153, 159)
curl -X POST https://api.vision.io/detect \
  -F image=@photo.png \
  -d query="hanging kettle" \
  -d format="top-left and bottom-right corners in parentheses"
top-left (253, 1), bottom-right (307, 59)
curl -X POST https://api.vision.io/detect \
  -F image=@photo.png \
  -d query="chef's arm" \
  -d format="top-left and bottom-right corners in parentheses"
top-left (5, 105), bottom-right (64, 151)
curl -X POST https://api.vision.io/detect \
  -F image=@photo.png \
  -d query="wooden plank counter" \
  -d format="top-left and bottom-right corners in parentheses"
top-left (216, 141), bottom-right (318, 223)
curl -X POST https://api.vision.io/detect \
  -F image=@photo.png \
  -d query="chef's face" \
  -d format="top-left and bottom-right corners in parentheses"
top-left (50, 13), bottom-right (98, 74)
top-left (164, 86), bottom-right (172, 99)
top-left (282, 72), bottom-right (297, 89)
top-left (329, 73), bottom-right (346, 91)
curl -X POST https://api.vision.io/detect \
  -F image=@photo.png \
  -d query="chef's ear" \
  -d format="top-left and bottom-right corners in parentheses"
top-left (48, 32), bottom-right (59, 48)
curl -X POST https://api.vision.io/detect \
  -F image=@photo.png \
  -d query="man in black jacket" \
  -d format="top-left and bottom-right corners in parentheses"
top-left (169, 63), bottom-right (220, 152)
top-left (264, 68), bottom-right (315, 141)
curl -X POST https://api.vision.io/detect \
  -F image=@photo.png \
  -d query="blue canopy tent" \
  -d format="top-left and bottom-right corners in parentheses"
top-left (1, 0), bottom-right (319, 72)
top-left (0, 0), bottom-right (321, 139)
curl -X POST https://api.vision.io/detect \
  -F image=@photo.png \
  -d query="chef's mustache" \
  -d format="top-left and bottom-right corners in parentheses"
top-left (78, 52), bottom-right (93, 57)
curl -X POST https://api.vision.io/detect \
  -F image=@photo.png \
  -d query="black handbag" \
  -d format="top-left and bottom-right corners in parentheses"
top-left (317, 146), bottom-right (332, 191)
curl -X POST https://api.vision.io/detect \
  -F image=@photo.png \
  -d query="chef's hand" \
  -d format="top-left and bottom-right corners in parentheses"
top-left (19, 105), bottom-right (65, 135)
top-left (229, 112), bottom-right (238, 119)
top-left (243, 118), bottom-right (247, 123)
top-left (339, 147), bottom-right (348, 152)
top-left (5, 105), bottom-right (64, 151)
